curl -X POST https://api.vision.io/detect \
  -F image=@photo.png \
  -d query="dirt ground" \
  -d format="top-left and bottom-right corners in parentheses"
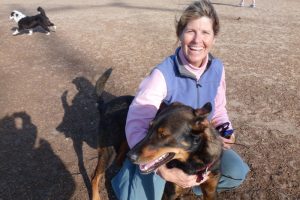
top-left (0, 0), bottom-right (299, 199)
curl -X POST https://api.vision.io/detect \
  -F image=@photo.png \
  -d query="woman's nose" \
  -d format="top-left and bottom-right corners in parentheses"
top-left (193, 32), bottom-right (203, 43)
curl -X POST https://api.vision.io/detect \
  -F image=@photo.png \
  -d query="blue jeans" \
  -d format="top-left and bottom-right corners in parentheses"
top-left (112, 149), bottom-right (249, 200)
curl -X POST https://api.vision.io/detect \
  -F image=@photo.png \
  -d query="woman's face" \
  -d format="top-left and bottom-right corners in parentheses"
top-left (180, 16), bottom-right (215, 67)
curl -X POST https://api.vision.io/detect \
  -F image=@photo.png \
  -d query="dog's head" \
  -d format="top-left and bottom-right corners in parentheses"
top-left (127, 102), bottom-right (220, 174)
top-left (10, 10), bottom-right (26, 22)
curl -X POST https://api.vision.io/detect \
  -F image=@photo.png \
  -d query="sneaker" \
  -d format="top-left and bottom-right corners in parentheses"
top-left (250, 4), bottom-right (256, 8)
top-left (239, 2), bottom-right (245, 7)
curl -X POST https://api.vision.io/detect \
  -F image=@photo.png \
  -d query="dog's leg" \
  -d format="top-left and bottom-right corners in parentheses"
top-left (12, 29), bottom-right (19, 35)
top-left (91, 146), bottom-right (116, 200)
top-left (49, 22), bottom-right (56, 30)
top-left (163, 182), bottom-right (187, 200)
top-left (40, 24), bottom-right (51, 35)
top-left (200, 173), bottom-right (220, 200)
top-left (115, 140), bottom-right (129, 166)
top-left (28, 29), bottom-right (33, 35)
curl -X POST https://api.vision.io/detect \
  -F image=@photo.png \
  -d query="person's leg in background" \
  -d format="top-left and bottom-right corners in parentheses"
top-left (239, 0), bottom-right (245, 7)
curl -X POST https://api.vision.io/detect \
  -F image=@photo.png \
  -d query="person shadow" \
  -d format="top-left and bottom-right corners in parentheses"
top-left (0, 112), bottom-right (75, 200)
top-left (56, 76), bottom-right (115, 198)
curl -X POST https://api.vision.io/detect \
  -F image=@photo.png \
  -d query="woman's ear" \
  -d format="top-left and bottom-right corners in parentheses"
top-left (179, 31), bottom-right (185, 42)
top-left (212, 37), bottom-right (216, 45)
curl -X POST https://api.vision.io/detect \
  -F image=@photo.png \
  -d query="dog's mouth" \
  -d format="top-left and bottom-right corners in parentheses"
top-left (139, 152), bottom-right (175, 174)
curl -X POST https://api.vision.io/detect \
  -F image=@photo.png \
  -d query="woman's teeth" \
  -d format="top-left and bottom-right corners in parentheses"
top-left (189, 46), bottom-right (203, 51)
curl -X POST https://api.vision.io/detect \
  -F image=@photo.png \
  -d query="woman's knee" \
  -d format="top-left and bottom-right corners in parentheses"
top-left (221, 149), bottom-right (250, 180)
top-left (112, 159), bottom-right (166, 200)
top-left (217, 150), bottom-right (249, 190)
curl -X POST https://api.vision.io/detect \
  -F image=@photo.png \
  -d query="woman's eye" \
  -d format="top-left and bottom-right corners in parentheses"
top-left (185, 29), bottom-right (194, 33)
top-left (202, 30), bottom-right (211, 35)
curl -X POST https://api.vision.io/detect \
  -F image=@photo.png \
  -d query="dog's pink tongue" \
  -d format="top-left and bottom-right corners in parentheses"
top-left (139, 154), bottom-right (168, 171)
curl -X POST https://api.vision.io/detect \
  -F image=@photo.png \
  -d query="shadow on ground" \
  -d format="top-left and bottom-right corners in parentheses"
top-left (0, 112), bottom-right (75, 200)
top-left (56, 72), bottom-right (117, 199)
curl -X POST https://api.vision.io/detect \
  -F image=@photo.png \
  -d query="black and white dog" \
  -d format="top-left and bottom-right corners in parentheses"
top-left (10, 7), bottom-right (56, 35)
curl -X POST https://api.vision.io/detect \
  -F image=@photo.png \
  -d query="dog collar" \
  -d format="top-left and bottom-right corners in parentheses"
top-left (196, 160), bottom-right (216, 183)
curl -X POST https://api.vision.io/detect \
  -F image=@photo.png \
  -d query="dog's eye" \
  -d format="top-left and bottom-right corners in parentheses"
top-left (16, 14), bottom-right (18, 17)
top-left (158, 127), bottom-right (169, 138)
top-left (192, 135), bottom-right (201, 144)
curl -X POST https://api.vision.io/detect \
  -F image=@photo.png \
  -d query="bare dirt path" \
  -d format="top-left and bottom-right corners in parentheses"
top-left (0, 0), bottom-right (299, 199)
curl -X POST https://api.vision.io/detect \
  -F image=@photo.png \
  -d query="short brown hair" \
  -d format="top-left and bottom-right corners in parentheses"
top-left (176, 0), bottom-right (220, 38)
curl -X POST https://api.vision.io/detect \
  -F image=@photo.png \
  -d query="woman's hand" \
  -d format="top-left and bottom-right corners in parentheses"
top-left (220, 133), bottom-right (235, 149)
top-left (156, 164), bottom-right (210, 188)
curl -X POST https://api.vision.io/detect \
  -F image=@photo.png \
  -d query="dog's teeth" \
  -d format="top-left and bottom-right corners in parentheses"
top-left (140, 153), bottom-right (170, 172)
top-left (157, 153), bottom-right (168, 162)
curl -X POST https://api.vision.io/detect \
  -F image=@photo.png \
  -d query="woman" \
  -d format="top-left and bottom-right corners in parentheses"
top-left (239, 0), bottom-right (256, 8)
top-left (112, 0), bottom-right (249, 199)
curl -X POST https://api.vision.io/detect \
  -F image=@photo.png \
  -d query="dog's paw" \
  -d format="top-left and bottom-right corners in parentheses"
top-left (12, 30), bottom-right (19, 35)
top-left (46, 32), bottom-right (50, 35)
top-left (28, 30), bottom-right (33, 35)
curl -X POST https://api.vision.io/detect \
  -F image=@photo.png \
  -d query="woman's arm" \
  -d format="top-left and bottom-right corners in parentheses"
top-left (211, 67), bottom-right (235, 148)
top-left (156, 165), bottom-right (208, 188)
top-left (125, 69), bottom-right (167, 148)
top-left (211, 67), bottom-right (232, 129)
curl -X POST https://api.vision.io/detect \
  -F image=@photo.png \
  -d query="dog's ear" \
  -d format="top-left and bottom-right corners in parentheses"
top-left (158, 102), bottom-right (168, 112)
top-left (192, 102), bottom-right (212, 131)
top-left (160, 102), bottom-right (183, 110)
top-left (157, 101), bottom-right (182, 115)
top-left (194, 102), bottom-right (212, 117)
top-left (170, 102), bottom-right (184, 106)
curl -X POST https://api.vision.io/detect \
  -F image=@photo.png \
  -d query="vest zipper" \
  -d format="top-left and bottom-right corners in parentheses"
top-left (196, 81), bottom-right (201, 108)
top-left (196, 61), bottom-right (210, 108)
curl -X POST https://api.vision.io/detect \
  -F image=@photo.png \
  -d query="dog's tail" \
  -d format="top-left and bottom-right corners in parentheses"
top-left (37, 7), bottom-right (46, 17)
top-left (95, 68), bottom-right (113, 114)
top-left (95, 68), bottom-right (113, 98)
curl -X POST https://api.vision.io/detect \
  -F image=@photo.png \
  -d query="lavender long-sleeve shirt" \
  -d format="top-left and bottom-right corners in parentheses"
top-left (125, 49), bottom-right (232, 148)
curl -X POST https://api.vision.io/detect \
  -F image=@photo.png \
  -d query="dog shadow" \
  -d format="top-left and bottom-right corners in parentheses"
top-left (56, 75), bottom-right (116, 199)
top-left (10, 26), bottom-right (55, 36)
top-left (0, 111), bottom-right (75, 199)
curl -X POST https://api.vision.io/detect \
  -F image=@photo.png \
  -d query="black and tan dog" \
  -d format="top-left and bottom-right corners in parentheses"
top-left (127, 102), bottom-right (223, 200)
top-left (91, 69), bottom-right (223, 200)
top-left (91, 68), bottom-right (133, 200)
